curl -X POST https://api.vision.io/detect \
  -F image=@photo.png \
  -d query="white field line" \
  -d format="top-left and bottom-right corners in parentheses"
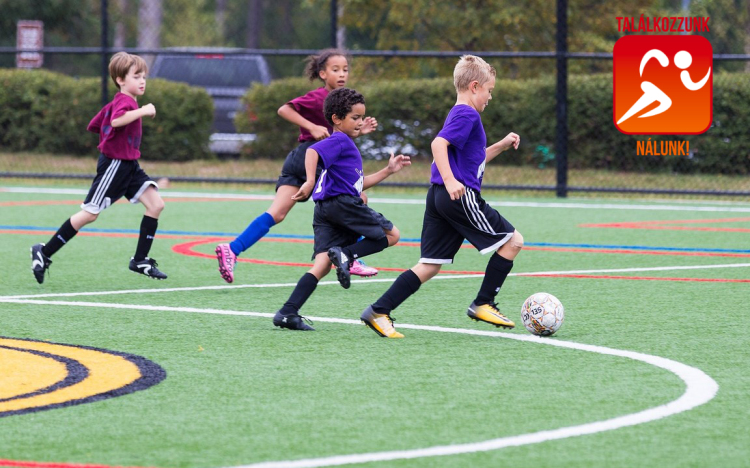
top-left (0, 297), bottom-right (719, 468)
top-left (2, 263), bottom-right (748, 301)
top-left (4, 186), bottom-right (750, 212)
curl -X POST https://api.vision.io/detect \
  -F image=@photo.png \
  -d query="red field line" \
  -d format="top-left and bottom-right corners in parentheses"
top-left (0, 459), bottom-right (153, 468)
top-left (581, 217), bottom-right (750, 232)
top-left (172, 238), bottom-right (485, 275)
top-left (518, 273), bottom-right (750, 283)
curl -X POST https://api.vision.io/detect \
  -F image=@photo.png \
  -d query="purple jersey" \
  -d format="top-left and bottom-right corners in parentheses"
top-left (430, 104), bottom-right (487, 192)
top-left (310, 132), bottom-right (364, 201)
top-left (87, 92), bottom-right (142, 161)
top-left (287, 87), bottom-right (333, 143)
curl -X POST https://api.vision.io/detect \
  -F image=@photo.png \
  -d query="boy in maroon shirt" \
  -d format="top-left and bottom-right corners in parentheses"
top-left (30, 52), bottom-right (167, 283)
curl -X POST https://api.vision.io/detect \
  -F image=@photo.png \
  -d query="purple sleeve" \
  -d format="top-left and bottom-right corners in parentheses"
top-left (310, 135), bottom-right (342, 167)
top-left (437, 115), bottom-right (473, 149)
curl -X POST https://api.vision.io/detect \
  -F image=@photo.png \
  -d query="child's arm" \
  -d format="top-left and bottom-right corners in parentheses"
top-left (486, 132), bottom-right (520, 162)
top-left (111, 104), bottom-right (156, 127)
top-left (278, 104), bottom-right (330, 140)
top-left (363, 153), bottom-right (411, 190)
top-left (431, 137), bottom-right (465, 200)
top-left (291, 148), bottom-right (321, 201)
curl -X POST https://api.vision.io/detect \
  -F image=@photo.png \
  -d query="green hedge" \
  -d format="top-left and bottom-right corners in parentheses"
top-left (237, 73), bottom-right (750, 174)
top-left (0, 69), bottom-right (213, 161)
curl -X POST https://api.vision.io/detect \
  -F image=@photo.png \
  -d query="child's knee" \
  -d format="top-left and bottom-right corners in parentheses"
top-left (387, 226), bottom-right (400, 246)
top-left (511, 231), bottom-right (524, 250)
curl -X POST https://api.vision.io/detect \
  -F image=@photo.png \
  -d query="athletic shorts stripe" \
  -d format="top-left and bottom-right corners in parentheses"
top-left (91, 159), bottom-right (120, 207)
top-left (462, 189), bottom-right (495, 234)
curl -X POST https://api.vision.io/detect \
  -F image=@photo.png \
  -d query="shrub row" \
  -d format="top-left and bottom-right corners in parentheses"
top-left (237, 73), bottom-right (750, 174)
top-left (0, 68), bottom-right (213, 161)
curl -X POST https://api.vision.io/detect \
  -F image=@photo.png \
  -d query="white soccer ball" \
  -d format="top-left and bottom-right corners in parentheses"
top-left (521, 292), bottom-right (564, 336)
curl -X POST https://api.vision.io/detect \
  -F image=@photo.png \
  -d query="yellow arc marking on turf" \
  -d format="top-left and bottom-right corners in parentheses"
top-left (0, 337), bottom-right (141, 414)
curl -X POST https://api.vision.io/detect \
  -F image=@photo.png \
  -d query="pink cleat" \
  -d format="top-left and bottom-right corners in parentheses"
top-left (215, 243), bottom-right (237, 283)
top-left (350, 259), bottom-right (378, 277)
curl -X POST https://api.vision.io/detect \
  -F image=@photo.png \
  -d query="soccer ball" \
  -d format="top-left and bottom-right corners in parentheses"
top-left (521, 293), bottom-right (564, 336)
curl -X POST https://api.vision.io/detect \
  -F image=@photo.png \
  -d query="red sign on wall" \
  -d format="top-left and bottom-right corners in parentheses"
top-left (16, 20), bottom-right (44, 69)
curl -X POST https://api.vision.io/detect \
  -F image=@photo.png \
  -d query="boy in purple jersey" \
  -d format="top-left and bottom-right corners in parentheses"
top-left (272, 88), bottom-right (411, 331)
top-left (360, 55), bottom-right (523, 338)
top-left (30, 52), bottom-right (167, 283)
top-left (214, 49), bottom-right (379, 284)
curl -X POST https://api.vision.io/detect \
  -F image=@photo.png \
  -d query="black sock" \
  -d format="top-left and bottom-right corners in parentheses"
top-left (43, 218), bottom-right (78, 257)
top-left (279, 273), bottom-right (319, 316)
top-left (371, 269), bottom-right (422, 314)
top-left (344, 237), bottom-right (389, 261)
top-left (474, 253), bottom-right (514, 305)
top-left (134, 215), bottom-right (158, 261)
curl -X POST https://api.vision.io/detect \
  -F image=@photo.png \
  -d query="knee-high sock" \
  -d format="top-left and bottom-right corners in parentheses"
top-left (474, 253), bottom-right (514, 305)
top-left (230, 212), bottom-right (276, 256)
top-left (134, 215), bottom-right (158, 261)
top-left (278, 273), bottom-right (319, 316)
top-left (371, 269), bottom-right (422, 314)
top-left (343, 237), bottom-right (388, 261)
top-left (43, 218), bottom-right (78, 257)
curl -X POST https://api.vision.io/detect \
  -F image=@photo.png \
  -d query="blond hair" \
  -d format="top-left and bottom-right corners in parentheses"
top-left (453, 55), bottom-right (496, 92)
top-left (109, 52), bottom-right (148, 89)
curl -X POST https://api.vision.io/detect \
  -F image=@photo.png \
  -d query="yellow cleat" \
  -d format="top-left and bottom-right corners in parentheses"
top-left (467, 302), bottom-right (515, 329)
top-left (360, 306), bottom-right (404, 338)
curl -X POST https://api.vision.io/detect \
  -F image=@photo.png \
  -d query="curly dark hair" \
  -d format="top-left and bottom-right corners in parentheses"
top-left (323, 88), bottom-right (365, 126)
top-left (304, 48), bottom-right (349, 81)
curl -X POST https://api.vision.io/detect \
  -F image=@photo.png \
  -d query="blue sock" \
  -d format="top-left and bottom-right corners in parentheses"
top-left (229, 212), bottom-right (276, 256)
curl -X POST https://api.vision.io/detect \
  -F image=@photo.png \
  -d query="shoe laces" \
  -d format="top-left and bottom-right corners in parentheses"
top-left (300, 315), bottom-right (314, 326)
top-left (487, 302), bottom-right (508, 317)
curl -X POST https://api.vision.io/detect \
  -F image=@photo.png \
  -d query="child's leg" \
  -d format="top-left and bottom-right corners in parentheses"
top-left (341, 226), bottom-right (399, 261)
top-left (41, 210), bottom-right (98, 258)
top-left (273, 252), bottom-right (332, 331)
top-left (127, 186), bottom-right (167, 280)
top-left (361, 262), bottom-right (442, 338)
top-left (31, 210), bottom-right (98, 284)
top-left (215, 186), bottom-right (296, 284)
top-left (229, 185), bottom-right (298, 255)
top-left (134, 186), bottom-right (164, 261)
top-left (473, 230), bottom-right (524, 305)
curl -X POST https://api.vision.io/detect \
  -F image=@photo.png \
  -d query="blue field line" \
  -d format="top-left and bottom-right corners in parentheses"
top-left (4, 225), bottom-right (750, 254)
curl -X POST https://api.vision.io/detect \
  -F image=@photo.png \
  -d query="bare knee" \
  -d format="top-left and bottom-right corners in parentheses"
top-left (270, 211), bottom-right (287, 224)
top-left (510, 231), bottom-right (524, 251)
top-left (71, 210), bottom-right (98, 230)
top-left (149, 198), bottom-right (165, 216)
top-left (386, 226), bottom-right (400, 246)
top-left (497, 230), bottom-right (523, 260)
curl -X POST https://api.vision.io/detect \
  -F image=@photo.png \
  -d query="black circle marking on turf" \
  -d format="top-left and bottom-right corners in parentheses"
top-left (0, 336), bottom-right (167, 418)
top-left (0, 345), bottom-right (89, 403)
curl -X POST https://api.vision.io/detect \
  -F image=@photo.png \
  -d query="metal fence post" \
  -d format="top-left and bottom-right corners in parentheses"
top-left (101, 0), bottom-right (109, 107)
top-left (555, 0), bottom-right (568, 198)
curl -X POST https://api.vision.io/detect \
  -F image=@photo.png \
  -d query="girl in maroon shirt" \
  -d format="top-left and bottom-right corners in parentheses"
top-left (215, 49), bottom-right (379, 283)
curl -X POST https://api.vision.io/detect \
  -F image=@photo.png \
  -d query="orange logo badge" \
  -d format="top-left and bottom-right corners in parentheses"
top-left (614, 35), bottom-right (712, 134)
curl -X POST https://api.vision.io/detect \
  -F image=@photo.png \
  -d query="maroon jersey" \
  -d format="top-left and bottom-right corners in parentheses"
top-left (87, 92), bottom-right (142, 160)
top-left (287, 87), bottom-right (333, 142)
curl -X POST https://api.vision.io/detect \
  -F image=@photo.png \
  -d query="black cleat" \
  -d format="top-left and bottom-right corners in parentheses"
top-left (327, 246), bottom-right (351, 289)
top-left (129, 257), bottom-right (168, 280)
top-left (273, 311), bottom-right (315, 331)
top-left (30, 243), bottom-right (52, 284)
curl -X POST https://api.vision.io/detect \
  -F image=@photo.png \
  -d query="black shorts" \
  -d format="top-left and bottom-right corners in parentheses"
top-left (419, 184), bottom-right (515, 264)
top-left (81, 154), bottom-right (157, 214)
top-left (312, 195), bottom-right (394, 256)
top-left (275, 141), bottom-right (323, 200)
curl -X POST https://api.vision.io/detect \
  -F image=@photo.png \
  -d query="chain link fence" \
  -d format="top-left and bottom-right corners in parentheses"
top-left (1, 1), bottom-right (749, 198)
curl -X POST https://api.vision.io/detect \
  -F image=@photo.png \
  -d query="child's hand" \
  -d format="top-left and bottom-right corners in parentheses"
top-left (387, 152), bottom-right (411, 174)
top-left (359, 116), bottom-right (379, 135)
top-left (309, 125), bottom-right (330, 140)
top-left (142, 103), bottom-right (156, 118)
top-left (500, 132), bottom-right (520, 151)
top-left (445, 177), bottom-right (466, 200)
top-left (292, 181), bottom-right (314, 201)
